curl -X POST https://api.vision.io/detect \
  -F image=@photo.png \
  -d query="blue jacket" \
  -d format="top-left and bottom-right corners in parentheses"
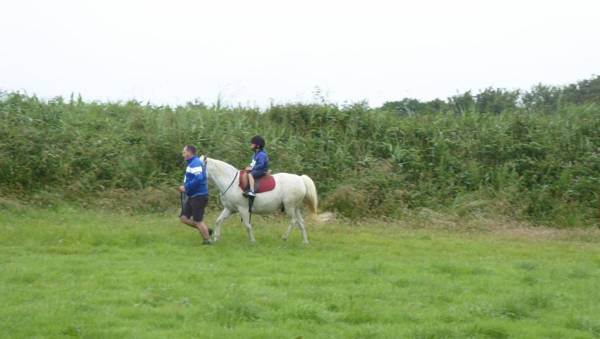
top-left (183, 156), bottom-right (208, 197)
top-left (250, 149), bottom-right (269, 177)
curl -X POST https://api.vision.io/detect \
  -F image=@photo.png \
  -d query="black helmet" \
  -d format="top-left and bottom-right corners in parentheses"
top-left (250, 135), bottom-right (265, 149)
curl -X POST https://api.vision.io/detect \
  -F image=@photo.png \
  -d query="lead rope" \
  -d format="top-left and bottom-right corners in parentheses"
top-left (179, 191), bottom-right (184, 217)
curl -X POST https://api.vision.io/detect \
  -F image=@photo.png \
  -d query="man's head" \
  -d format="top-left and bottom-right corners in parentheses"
top-left (182, 145), bottom-right (197, 160)
top-left (250, 135), bottom-right (265, 151)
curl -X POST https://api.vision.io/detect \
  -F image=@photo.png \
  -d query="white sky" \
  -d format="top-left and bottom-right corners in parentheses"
top-left (1, 0), bottom-right (599, 107)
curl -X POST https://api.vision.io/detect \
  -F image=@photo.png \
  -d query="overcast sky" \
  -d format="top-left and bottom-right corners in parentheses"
top-left (1, 0), bottom-right (599, 107)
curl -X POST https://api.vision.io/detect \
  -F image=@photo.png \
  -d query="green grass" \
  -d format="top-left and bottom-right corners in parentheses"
top-left (1, 207), bottom-right (600, 338)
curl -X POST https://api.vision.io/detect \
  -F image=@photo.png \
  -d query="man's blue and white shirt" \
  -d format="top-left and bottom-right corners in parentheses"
top-left (183, 156), bottom-right (208, 197)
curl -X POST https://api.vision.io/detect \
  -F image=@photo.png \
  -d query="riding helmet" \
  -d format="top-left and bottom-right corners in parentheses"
top-left (250, 135), bottom-right (265, 149)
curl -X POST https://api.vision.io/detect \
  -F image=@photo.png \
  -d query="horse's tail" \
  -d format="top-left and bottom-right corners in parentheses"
top-left (301, 175), bottom-right (318, 214)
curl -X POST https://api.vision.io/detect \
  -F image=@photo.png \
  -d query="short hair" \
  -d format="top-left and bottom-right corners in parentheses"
top-left (184, 145), bottom-right (197, 154)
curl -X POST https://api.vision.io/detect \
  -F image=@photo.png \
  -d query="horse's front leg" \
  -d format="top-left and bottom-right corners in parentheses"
top-left (213, 208), bottom-right (232, 242)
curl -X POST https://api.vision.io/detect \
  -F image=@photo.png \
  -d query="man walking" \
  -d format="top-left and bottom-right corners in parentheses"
top-left (179, 145), bottom-right (212, 245)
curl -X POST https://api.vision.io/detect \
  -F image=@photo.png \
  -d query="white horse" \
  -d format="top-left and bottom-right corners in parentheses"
top-left (203, 157), bottom-right (318, 244)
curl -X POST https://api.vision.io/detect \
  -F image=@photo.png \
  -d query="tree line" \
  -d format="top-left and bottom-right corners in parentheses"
top-left (381, 75), bottom-right (600, 115)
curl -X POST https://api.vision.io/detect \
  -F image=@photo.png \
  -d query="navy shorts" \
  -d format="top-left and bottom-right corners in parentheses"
top-left (181, 195), bottom-right (208, 222)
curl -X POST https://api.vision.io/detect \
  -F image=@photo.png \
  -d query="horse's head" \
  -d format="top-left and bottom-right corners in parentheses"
top-left (200, 156), bottom-right (238, 180)
top-left (199, 155), bottom-right (212, 178)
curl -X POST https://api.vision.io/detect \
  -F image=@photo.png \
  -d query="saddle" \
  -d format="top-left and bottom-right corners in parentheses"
top-left (239, 171), bottom-right (276, 193)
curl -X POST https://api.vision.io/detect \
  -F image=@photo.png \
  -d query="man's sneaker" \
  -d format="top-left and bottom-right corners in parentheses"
top-left (202, 239), bottom-right (212, 245)
top-left (247, 191), bottom-right (256, 197)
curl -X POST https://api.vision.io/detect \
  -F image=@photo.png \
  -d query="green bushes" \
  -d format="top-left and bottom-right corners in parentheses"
top-left (0, 89), bottom-right (598, 226)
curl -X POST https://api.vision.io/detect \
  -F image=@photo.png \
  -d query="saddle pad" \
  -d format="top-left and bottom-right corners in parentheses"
top-left (239, 171), bottom-right (276, 193)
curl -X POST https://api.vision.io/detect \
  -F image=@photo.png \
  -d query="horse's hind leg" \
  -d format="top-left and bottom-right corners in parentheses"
top-left (282, 202), bottom-right (298, 241)
top-left (282, 222), bottom-right (294, 241)
top-left (295, 208), bottom-right (309, 244)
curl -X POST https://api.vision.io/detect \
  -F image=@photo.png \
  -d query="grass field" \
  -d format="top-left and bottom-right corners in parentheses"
top-left (1, 207), bottom-right (600, 338)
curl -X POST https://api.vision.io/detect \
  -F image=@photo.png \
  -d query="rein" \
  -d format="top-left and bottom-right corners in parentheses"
top-left (220, 171), bottom-right (239, 196)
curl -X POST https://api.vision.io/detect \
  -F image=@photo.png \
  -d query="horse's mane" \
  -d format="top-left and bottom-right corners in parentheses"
top-left (205, 156), bottom-right (238, 173)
